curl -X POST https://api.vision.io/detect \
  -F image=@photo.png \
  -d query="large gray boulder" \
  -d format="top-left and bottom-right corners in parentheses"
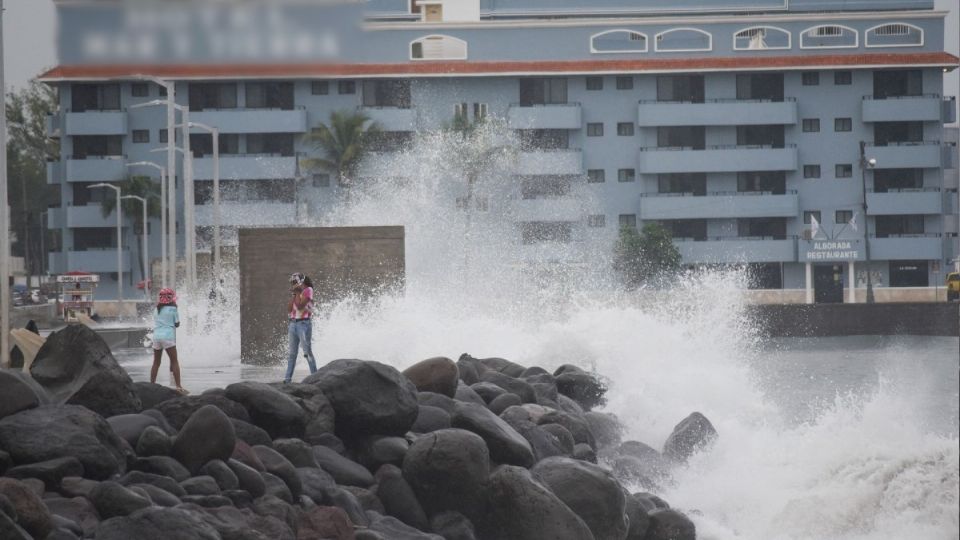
top-left (29, 325), bottom-right (141, 417)
top-left (374, 464), bottom-right (429, 531)
top-left (662, 412), bottom-right (718, 462)
top-left (304, 359), bottom-right (418, 437)
top-left (88, 481), bottom-right (152, 519)
top-left (402, 357), bottom-right (459, 398)
top-left (553, 365), bottom-right (607, 412)
top-left (531, 457), bottom-right (628, 540)
top-left (94, 507), bottom-right (221, 540)
top-left (451, 402), bottom-right (534, 467)
top-left (0, 405), bottom-right (127, 480)
top-left (645, 508), bottom-right (696, 540)
top-left (154, 394), bottom-right (250, 430)
top-left (224, 382), bottom-right (307, 439)
top-left (0, 369), bottom-right (49, 419)
top-left (171, 405), bottom-right (237, 474)
top-left (403, 429), bottom-right (490, 520)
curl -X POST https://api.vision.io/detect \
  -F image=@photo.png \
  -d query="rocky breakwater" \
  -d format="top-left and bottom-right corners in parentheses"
top-left (0, 326), bottom-right (718, 540)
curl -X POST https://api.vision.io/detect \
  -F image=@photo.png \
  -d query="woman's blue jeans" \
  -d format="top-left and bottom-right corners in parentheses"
top-left (285, 319), bottom-right (318, 383)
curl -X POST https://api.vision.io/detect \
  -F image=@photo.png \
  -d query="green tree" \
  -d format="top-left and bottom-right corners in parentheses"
top-left (302, 110), bottom-right (380, 189)
top-left (5, 82), bottom-right (59, 278)
top-left (613, 223), bottom-right (682, 289)
top-left (99, 176), bottom-right (161, 285)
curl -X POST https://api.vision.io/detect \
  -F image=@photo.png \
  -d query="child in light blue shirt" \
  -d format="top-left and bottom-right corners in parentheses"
top-left (152, 288), bottom-right (186, 394)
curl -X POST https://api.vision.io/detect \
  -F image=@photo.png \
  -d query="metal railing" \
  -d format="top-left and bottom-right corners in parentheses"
top-left (862, 93), bottom-right (940, 100)
top-left (511, 102), bottom-right (581, 108)
top-left (641, 189), bottom-right (796, 197)
top-left (638, 97), bottom-right (796, 104)
top-left (639, 143), bottom-right (796, 152)
top-left (673, 235), bottom-right (796, 242)
top-left (866, 187), bottom-right (940, 193)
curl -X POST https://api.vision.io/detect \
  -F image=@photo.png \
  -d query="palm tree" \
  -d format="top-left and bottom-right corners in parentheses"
top-left (100, 175), bottom-right (161, 286)
top-left (302, 110), bottom-right (381, 190)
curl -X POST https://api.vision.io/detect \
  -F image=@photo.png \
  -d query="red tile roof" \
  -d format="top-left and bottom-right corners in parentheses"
top-left (37, 52), bottom-right (959, 81)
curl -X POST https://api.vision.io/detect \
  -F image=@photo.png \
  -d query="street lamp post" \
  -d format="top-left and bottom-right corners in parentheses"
top-left (127, 162), bottom-right (167, 287)
top-left (122, 195), bottom-right (149, 301)
top-left (39, 210), bottom-right (47, 278)
top-left (859, 141), bottom-right (877, 304)
top-left (88, 183), bottom-right (124, 315)
top-left (189, 121), bottom-right (221, 278)
top-left (1, 0), bottom-right (11, 367)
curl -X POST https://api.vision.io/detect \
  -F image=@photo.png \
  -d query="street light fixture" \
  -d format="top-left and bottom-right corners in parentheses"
top-left (88, 183), bottom-right (124, 315)
top-left (189, 121), bottom-right (222, 279)
top-left (127, 162), bottom-right (168, 288)
top-left (121, 195), bottom-right (149, 301)
top-left (859, 141), bottom-right (877, 304)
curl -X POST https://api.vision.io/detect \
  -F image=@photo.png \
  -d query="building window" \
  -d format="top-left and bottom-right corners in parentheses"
top-left (874, 168), bottom-right (923, 192)
top-left (874, 70), bottom-right (922, 99)
top-left (473, 103), bottom-right (488, 121)
top-left (834, 118), bottom-right (852, 132)
top-left (803, 210), bottom-right (821, 224)
top-left (657, 126), bottom-right (705, 149)
top-left (618, 169), bottom-right (636, 182)
top-left (866, 23), bottom-right (923, 48)
top-left (587, 215), bottom-right (606, 228)
top-left (131, 83), bottom-right (149, 98)
top-left (518, 129), bottom-right (569, 150)
top-left (657, 75), bottom-right (704, 103)
top-left (874, 121), bottom-right (923, 145)
top-left (246, 82), bottom-right (295, 110)
top-left (587, 123), bottom-right (604, 137)
top-left (338, 81), bottom-right (356, 95)
top-left (834, 71), bottom-right (852, 85)
top-left (800, 25), bottom-right (858, 49)
top-left (736, 73), bottom-right (784, 101)
top-left (803, 165), bottom-right (821, 178)
top-left (619, 214), bottom-right (637, 229)
top-left (802, 119), bottom-right (820, 132)
top-left (616, 76), bottom-right (634, 90)
top-left (158, 85), bottom-right (167, 97)
top-left (132, 130), bottom-right (149, 143)
top-left (519, 78), bottom-right (567, 106)
top-left (591, 30), bottom-right (648, 53)
top-left (311, 81), bottom-right (329, 95)
top-left (410, 35), bottom-right (468, 60)
top-left (71, 84), bottom-right (121, 112)
top-left (659, 173), bottom-right (706, 195)
top-left (586, 77), bottom-right (604, 91)
top-left (159, 130), bottom-right (168, 144)
top-left (520, 222), bottom-right (573, 244)
top-left (835, 164), bottom-right (853, 178)
top-left (188, 83), bottom-right (238, 111)
top-left (362, 80), bottom-right (412, 108)
top-left (801, 72), bottom-right (820, 86)
top-left (655, 28), bottom-right (712, 52)
top-left (835, 210), bottom-right (853, 224)
top-left (733, 26), bottom-right (791, 50)
top-left (876, 214), bottom-right (924, 237)
top-left (617, 122), bottom-right (635, 136)
top-left (312, 174), bottom-right (330, 188)
top-left (587, 169), bottom-right (605, 183)
top-left (889, 260), bottom-right (928, 287)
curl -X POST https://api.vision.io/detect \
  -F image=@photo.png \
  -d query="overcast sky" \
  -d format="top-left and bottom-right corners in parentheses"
top-left (2, 0), bottom-right (957, 103)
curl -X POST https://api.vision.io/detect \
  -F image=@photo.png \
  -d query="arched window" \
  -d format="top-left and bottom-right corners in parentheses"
top-left (800, 25), bottom-right (858, 49)
top-left (410, 35), bottom-right (468, 60)
top-left (733, 26), bottom-right (791, 51)
top-left (590, 30), bottom-right (648, 53)
top-left (655, 28), bottom-right (712, 52)
top-left (865, 23), bottom-right (923, 47)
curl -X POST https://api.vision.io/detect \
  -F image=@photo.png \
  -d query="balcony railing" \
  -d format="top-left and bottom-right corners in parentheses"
top-left (509, 102), bottom-right (582, 130)
top-left (637, 144), bottom-right (797, 174)
top-left (65, 156), bottom-right (127, 182)
top-left (640, 189), bottom-right (798, 219)
top-left (637, 98), bottom-right (797, 126)
top-left (64, 109), bottom-right (128, 136)
top-left (674, 236), bottom-right (798, 263)
top-left (864, 141), bottom-right (944, 169)
top-left (190, 107), bottom-right (308, 133)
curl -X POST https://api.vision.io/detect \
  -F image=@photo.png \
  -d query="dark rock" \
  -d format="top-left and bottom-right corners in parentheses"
top-left (573, 443), bottom-right (597, 463)
top-left (107, 413), bottom-right (160, 447)
top-left (172, 404), bottom-right (237, 474)
top-left (254, 446), bottom-right (302, 500)
top-left (554, 367), bottom-right (607, 412)
top-left (261, 472), bottom-right (293, 504)
top-left (411, 405), bottom-right (451, 433)
top-left (623, 492), bottom-right (650, 540)
top-left (531, 382), bottom-right (559, 406)
top-left (29, 325), bottom-right (141, 417)
top-left (296, 391), bottom-right (337, 442)
top-left (42, 496), bottom-right (99, 537)
top-left (373, 464), bottom-right (428, 531)
top-left (644, 508), bottom-right (695, 540)
top-left (402, 429), bottom-right (489, 520)
top-left (488, 393), bottom-right (522, 415)
top-left (225, 382), bottom-right (307, 439)
top-left (273, 438), bottom-right (319, 468)
top-left (417, 392), bottom-right (456, 413)
top-left (521, 366), bottom-right (550, 378)
top-left (201, 460), bottom-right (240, 491)
top-left (296, 467), bottom-right (337, 504)
top-left (538, 409), bottom-right (596, 449)
top-left (0, 478), bottom-right (54, 539)
top-left (498, 415), bottom-right (567, 463)
top-left (296, 505), bottom-right (355, 540)
top-left (557, 395), bottom-right (586, 416)
top-left (154, 394), bottom-right (250, 430)
top-left (328, 486), bottom-right (369, 526)
top-left (50, 514), bottom-right (83, 537)
top-left (5, 456), bottom-right (84, 490)
top-left (0, 449), bottom-right (10, 474)
top-left (451, 402), bottom-right (534, 467)
top-left (662, 412), bottom-right (718, 463)
top-left (228, 459), bottom-right (266, 498)
top-left (478, 371), bottom-right (536, 404)
top-left (540, 423), bottom-right (576, 455)
top-left (403, 357), bottom-right (459, 398)
top-left (133, 382), bottom-right (182, 411)
top-left (455, 355), bottom-right (483, 385)
top-left (252, 494), bottom-right (298, 533)
top-left (88, 481), bottom-right (151, 519)
top-left (227, 419), bottom-right (272, 448)
top-left (473, 356), bottom-right (526, 378)
top-left (189, 503), bottom-right (297, 540)
top-left (313, 445), bottom-right (375, 487)
top-left (94, 507), bottom-right (221, 539)
top-left (59, 477), bottom-right (99, 499)
top-left (532, 457), bottom-right (627, 540)
top-left (342, 486), bottom-right (384, 514)
top-left (583, 412), bottom-right (622, 450)
top-left (309, 432), bottom-right (346, 454)
top-left (181, 476), bottom-right (222, 496)
top-left (0, 369), bottom-right (48, 419)
top-left (223, 490), bottom-right (254, 509)
top-left (469, 382), bottom-right (507, 404)
top-left (304, 359), bottom-right (419, 438)
top-left (131, 483), bottom-right (181, 507)
top-left (367, 512), bottom-right (443, 539)
top-left (0, 511), bottom-right (31, 540)
top-left (136, 425), bottom-right (173, 457)
top-left (131, 455), bottom-right (191, 482)
top-left (453, 383), bottom-right (486, 406)
top-left (0, 405), bottom-right (127, 480)
top-left (232, 440), bottom-right (266, 471)
top-left (480, 465), bottom-right (594, 540)
top-left (20, 478), bottom-right (44, 497)
top-left (634, 492), bottom-right (670, 510)
top-left (356, 436), bottom-right (408, 470)
top-left (430, 511), bottom-right (477, 540)
top-left (140, 409), bottom-right (177, 435)
top-left (181, 494), bottom-right (234, 508)
top-left (612, 441), bottom-right (669, 486)
top-left (119, 470), bottom-right (188, 497)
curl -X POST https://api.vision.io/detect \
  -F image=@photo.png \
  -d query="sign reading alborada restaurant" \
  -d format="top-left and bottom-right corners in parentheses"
top-left (802, 240), bottom-right (864, 262)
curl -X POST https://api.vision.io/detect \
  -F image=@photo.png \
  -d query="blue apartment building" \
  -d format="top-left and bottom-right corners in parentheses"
top-left (40, 0), bottom-right (959, 302)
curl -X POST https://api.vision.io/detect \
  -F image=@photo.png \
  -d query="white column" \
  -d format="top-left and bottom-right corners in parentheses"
top-left (805, 262), bottom-right (813, 304)
top-left (167, 86), bottom-right (177, 290)
top-left (848, 260), bottom-right (856, 303)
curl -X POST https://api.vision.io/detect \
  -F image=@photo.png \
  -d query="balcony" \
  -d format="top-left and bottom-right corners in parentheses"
top-left (944, 144), bottom-right (958, 169)
top-left (945, 168), bottom-right (959, 190)
top-left (46, 113), bottom-right (62, 138)
top-left (64, 110), bottom-right (127, 136)
top-left (866, 189), bottom-right (941, 215)
top-left (356, 152), bottom-right (418, 178)
top-left (515, 198), bottom-right (584, 222)
top-left (190, 108), bottom-right (308, 134)
top-left (675, 237), bottom-right (797, 264)
top-left (358, 107), bottom-right (417, 132)
top-left (640, 190), bottom-right (798, 220)
top-left (869, 234), bottom-right (942, 260)
top-left (864, 142), bottom-right (943, 169)
top-left (67, 205), bottom-right (115, 228)
top-left (861, 95), bottom-right (943, 122)
top-left (193, 155), bottom-right (298, 180)
top-left (65, 157), bottom-right (127, 182)
top-left (195, 202), bottom-right (297, 227)
top-left (637, 145), bottom-right (797, 174)
top-left (637, 99), bottom-right (797, 127)
top-left (516, 149), bottom-right (583, 176)
top-left (49, 249), bottom-right (131, 273)
top-left (508, 103), bottom-right (582, 130)
top-left (943, 97), bottom-right (957, 124)
top-left (46, 161), bottom-right (62, 185)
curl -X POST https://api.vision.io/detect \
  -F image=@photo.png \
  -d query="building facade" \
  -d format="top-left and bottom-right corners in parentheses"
top-left (40, 0), bottom-right (958, 300)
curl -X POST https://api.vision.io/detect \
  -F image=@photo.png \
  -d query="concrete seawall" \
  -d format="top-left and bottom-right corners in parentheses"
top-left (746, 303), bottom-right (960, 337)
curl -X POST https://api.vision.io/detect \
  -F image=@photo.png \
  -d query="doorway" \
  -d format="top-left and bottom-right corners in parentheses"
top-left (814, 264), bottom-right (844, 303)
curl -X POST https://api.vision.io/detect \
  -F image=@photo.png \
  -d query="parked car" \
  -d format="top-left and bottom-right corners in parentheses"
top-left (947, 272), bottom-right (959, 302)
